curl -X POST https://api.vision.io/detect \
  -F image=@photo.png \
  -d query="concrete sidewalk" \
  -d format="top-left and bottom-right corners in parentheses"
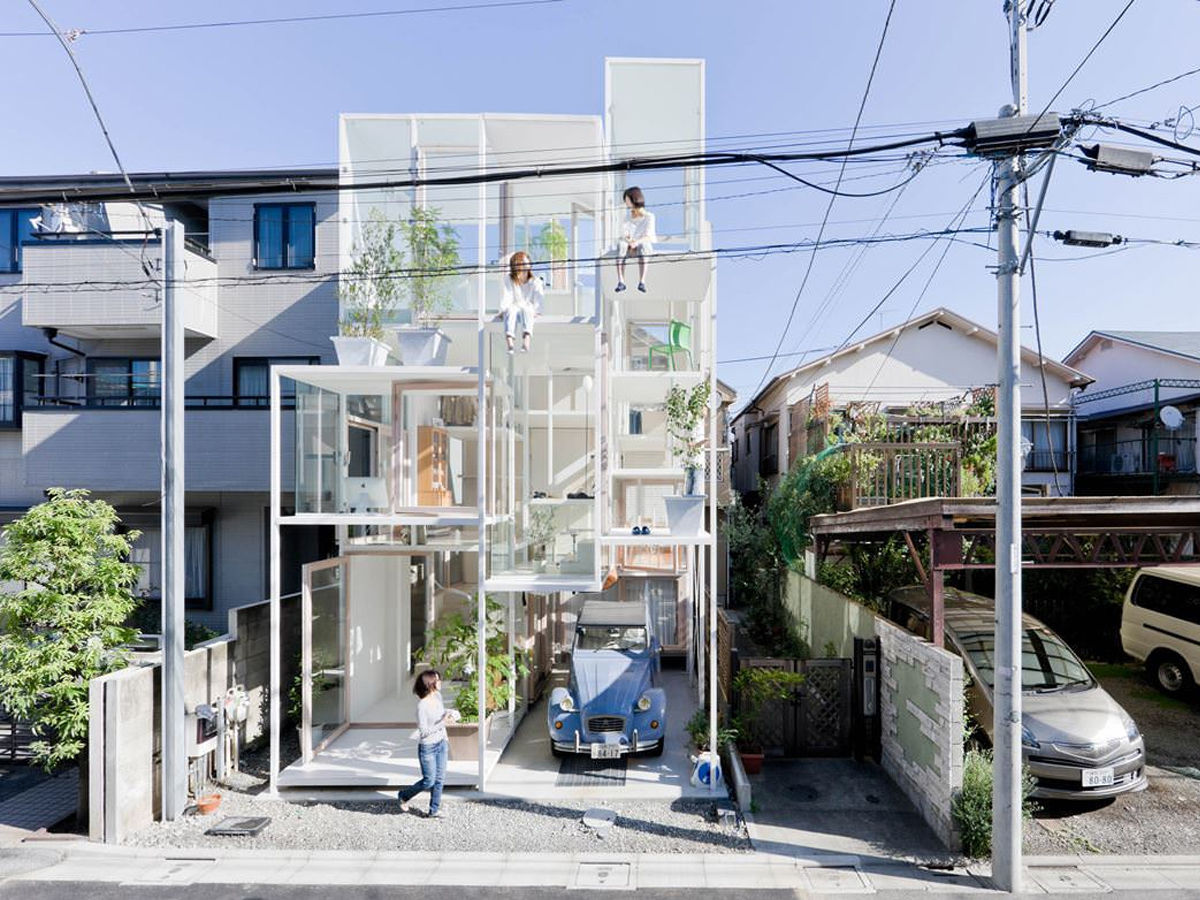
top-left (2, 841), bottom-right (1200, 894)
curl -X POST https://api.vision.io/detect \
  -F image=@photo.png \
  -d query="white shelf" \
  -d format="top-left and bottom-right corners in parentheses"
top-left (611, 467), bottom-right (685, 480)
top-left (528, 497), bottom-right (595, 506)
top-left (599, 531), bottom-right (712, 546)
top-left (609, 371), bottom-right (705, 404)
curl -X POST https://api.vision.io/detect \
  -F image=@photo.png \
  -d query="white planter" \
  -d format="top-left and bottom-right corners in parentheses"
top-left (330, 336), bottom-right (390, 366)
top-left (391, 326), bottom-right (451, 366)
top-left (664, 494), bottom-right (706, 536)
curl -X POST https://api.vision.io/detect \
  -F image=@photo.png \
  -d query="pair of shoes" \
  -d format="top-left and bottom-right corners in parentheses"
top-left (427, 808), bottom-right (443, 819)
top-left (532, 491), bottom-right (548, 499)
top-left (631, 525), bottom-right (651, 536)
top-left (397, 793), bottom-right (410, 812)
top-left (637, 282), bottom-right (647, 293)
top-left (614, 282), bottom-right (627, 293)
top-left (506, 346), bottom-right (515, 355)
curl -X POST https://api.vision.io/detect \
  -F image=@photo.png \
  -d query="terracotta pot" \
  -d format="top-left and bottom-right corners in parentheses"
top-left (739, 751), bottom-right (764, 776)
top-left (444, 714), bottom-right (493, 761)
top-left (195, 794), bottom-right (222, 815)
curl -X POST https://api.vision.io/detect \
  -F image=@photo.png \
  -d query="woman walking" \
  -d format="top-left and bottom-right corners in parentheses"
top-left (500, 250), bottom-right (544, 354)
top-left (615, 186), bottom-right (656, 293)
top-left (398, 669), bottom-right (459, 818)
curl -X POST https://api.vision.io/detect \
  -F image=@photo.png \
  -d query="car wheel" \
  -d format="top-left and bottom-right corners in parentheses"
top-left (1150, 652), bottom-right (1193, 695)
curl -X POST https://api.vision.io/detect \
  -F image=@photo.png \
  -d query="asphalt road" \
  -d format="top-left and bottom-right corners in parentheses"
top-left (3, 881), bottom-right (1197, 900)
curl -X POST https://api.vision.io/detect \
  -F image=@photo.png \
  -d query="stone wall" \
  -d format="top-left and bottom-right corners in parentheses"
top-left (88, 595), bottom-right (299, 843)
top-left (876, 618), bottom-right (964, 848)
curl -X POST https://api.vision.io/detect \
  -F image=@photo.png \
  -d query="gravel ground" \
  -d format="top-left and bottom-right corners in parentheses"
top-left (125, 737), bottom-right (749, 854)
top-left (1023, 662), bottom-right (1200, 856)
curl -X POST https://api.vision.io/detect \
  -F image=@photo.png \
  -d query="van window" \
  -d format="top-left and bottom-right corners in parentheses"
top-left (1131, 575), bottom-right (1200, 626)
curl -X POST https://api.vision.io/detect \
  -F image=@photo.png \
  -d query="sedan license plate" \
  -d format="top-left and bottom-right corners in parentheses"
top-left (1082, 767), bottom-right (1114, 788)
top-left (590, 743), bottom-right (621, 760)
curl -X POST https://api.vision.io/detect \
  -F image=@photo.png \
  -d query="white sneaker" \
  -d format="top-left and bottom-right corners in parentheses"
top-left (427, 808), bottom-right (443, 819)
top-left (398, 795), bottom-right (410, 812)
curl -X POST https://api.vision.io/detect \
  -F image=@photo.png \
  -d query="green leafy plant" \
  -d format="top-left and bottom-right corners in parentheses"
top-left (532, 220), bottom-right (568, 264)
top-left (339, 209), bottom-right (405, 339)
top-left (288, 650), bottom-right (336, 724)
top-left (665, 379), bottom-right (712, 473)
top-left (685, 707), bottom-right (738, 751)
top-left (732, 666), bottom-right (806, 753)
top-left (527, 506), bottom-right (558, 551)
top-left (401, 206), bottom-right (460, 324)
top-left (417, 597), bottom-right (527, 720)
top-left (952, 748), bottom-right (1038, 857)
top-left (0, 489), bottom-right (141, 770)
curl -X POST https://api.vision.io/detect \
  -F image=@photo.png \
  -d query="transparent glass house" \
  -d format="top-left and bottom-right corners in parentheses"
top-left (267, 58), bottom-right (721, 791)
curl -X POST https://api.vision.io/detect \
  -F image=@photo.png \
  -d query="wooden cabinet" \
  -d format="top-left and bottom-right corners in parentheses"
top-left (417, 426), bottom-right (452, 506)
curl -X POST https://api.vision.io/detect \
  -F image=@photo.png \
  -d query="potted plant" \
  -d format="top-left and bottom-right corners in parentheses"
top-left (334, 209), bottom-right (401, 366)
top-left (664, 379), bottom-right (712, 535)
top-left (731, 666), bottom-right (805, 775)
top-left (390, 206), bottom-right (460, 365)
top-left (685, 707), bottom-right (738, 753)
top-left (532, 220), bottom-right (569, 291)
top-left (417, 597), bottom-right (528, 760)
top-left (527, 506), bottom-right (558, 572)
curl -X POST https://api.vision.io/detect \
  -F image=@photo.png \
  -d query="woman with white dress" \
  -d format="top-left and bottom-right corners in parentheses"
top-left (615, 186), bottom-right (656, 293)
top-left (499, 250), bottom-right (544, 354)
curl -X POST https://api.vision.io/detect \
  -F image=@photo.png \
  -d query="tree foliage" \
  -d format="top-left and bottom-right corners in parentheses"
top-left (339, 209), bottom-right (405, 339)
top-left (0, 489), bottom-right (141, 770)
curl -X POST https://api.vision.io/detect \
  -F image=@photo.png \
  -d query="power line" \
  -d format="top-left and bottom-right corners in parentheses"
top-left (1094, 64), bottom-right (1200, 111)
top-left (0, 0), bottom-right (564, 38)
top-left (747, 0), bottom-right (900, 400)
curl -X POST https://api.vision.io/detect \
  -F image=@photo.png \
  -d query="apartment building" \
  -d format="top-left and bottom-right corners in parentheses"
top-left (0, 170), bottom-right (341, 632)
top-left (266, 58), bottom-right (720, 791)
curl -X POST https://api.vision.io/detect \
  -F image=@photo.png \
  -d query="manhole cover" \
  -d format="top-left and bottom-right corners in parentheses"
top-left (787, 784), bottom-right (820, 802)
top-left (571, 862), bottom-right (632, 890)
top-left (582, 808), bottom-right (617, 830)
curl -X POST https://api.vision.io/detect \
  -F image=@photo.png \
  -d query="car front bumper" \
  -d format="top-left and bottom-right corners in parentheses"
top-left (1025, 738), bottom-right (1147, 800)
top-left (550, 728), bottom-right (662, 756)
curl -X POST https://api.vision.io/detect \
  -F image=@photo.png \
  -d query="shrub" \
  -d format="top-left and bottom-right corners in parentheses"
top-left (684, 707), bottom-right (738, 750)
top-left (952, 748), bottom-right (1038, 858)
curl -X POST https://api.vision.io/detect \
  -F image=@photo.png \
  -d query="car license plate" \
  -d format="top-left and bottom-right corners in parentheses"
top-left (590, 743), bottom-right (621, 760)
top-left (1082, 767), bottom-right (1114, 787)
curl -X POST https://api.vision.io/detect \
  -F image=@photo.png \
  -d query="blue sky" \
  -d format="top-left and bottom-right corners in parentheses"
top-left (4, 0), bottom-right (1199, 403)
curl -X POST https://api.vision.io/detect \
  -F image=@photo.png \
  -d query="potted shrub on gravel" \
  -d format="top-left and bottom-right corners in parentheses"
top-left (390, 206), bottom-right (460, 366)
top-left (731, 666), bottom-right (806, 775)
top-left (334, 209), bottom-right (401, 366)
top-left (664, 379), bottom-right (712, 535)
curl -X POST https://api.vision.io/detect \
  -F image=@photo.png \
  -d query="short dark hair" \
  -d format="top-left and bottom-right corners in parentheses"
top-left (413, 669), bottom-right (440, 699)
top-left (623, 186), bottom-right (646, 208)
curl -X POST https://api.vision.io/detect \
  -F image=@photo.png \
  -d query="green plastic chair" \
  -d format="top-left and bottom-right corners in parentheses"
top-left (647, 319), bottom-right (693, 371)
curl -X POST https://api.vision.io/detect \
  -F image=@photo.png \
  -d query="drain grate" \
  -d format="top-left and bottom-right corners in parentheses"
top-left (557, 755), bottom-right (628, 787)
top-left (570, 862), bottom-right (633, 890)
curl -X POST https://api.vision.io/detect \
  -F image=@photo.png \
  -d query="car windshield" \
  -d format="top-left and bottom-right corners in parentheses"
top-left (575, 625), bottom-right (648, 652)
top-left (956, 626), bottom-right (1093, 691)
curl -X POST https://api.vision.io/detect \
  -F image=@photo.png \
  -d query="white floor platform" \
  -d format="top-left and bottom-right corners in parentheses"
top-left (277, 713), bottom-right (514, 791)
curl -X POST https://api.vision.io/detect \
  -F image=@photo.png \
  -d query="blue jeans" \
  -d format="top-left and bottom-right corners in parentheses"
top-left (399, 738), bottom-right (447, 813)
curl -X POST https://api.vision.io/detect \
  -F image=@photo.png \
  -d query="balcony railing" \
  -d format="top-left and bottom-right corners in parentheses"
top-left (1078, 438), bottom-right (1197, 476)
top-left (843, 441), bottom-right (962, 509)
top-left (29, 392), bottom-right (295, 410)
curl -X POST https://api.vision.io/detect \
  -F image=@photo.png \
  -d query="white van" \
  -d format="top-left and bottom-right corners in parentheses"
top-left (1120, 567), bottom-right (1200, 695)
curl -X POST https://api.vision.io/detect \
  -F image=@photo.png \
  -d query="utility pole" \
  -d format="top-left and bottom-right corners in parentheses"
top-left (161, 221), bottom-right (187, 820)
top-left (993, 0), bottom-right (1026, 892)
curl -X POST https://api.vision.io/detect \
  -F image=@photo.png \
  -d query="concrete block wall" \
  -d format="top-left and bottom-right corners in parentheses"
top-left (876, 618), bottom-right (964, 849)
top-left (88, 594), bottom-right (300, 843)
top-left (783, 570), bottom-right (878, 658)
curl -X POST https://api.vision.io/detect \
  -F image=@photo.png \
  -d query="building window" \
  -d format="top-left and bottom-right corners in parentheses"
top-left (234, 356), bottom-right (319, 407)
top-left (254, 203), bottom-right (315, 269)
top-left (0, 209), bottom-right (39, 273)
top-left (1021, 419), bottom-right (1069, 472)
top-left (0, 352), bottom-right (45, 426)
top-left (88, 358), bottom-right (160, 407)
top-left (759, 421), bottom-right (779, 476)
top-left (126, 512), bottom-right (214, 610)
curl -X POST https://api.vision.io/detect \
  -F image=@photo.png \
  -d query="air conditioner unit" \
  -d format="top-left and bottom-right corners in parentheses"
top-left (1109, 454), bottom-right (1124, 474)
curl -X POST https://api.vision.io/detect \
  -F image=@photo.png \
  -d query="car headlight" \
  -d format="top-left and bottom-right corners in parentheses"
top-left (635, 694), bottom-right (652, 712)
top-left (559, 695), bottom-right (575, 713)
top-left (1021, 725), bottom-right (1040, 749)
top-left (1121, 714), bottom-right (1139, 740)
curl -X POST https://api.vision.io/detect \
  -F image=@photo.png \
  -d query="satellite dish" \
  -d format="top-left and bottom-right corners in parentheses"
top-left (1160, 405), bottom-right (1185, 430)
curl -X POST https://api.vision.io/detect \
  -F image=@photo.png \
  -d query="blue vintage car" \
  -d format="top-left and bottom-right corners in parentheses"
top-left (548, 599), bottom-right (666, 758)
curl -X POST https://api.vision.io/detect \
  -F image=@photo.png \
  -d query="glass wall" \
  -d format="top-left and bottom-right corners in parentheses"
top-left (295, 382), bottom-right (343, 514)
top-left (305, 562), bottom-right (346, 758)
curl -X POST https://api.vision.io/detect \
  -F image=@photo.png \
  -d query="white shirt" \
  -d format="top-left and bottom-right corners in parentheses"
top-left (621, 210), bottom-right (657, 253)
top-left (500, 274), bottom-right (544, 314)
top-left (416, 692), bottom-right (450, 746)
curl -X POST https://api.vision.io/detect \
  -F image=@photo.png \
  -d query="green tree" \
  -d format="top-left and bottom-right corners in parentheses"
top-left (401, 206), bottom-right (461, 323)
top-left (0, 489), bottom-right (142, 770)
top-left (339, 208), bottom-right (406, 339)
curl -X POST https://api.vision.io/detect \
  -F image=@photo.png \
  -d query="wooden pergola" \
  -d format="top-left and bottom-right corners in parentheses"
top-left (810, 496), bottom-right (1200, 647)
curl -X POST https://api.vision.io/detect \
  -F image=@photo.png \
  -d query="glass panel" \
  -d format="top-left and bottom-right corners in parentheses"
top-left (92, 360), bottom-right (130, 405)
top-left (287, 205), bottom-right (315, 268)
top-left (256, 205), bottom-right (284, 268)
top-left (295, 381), bottom-right (343, 514)
top-left (131, 360), bottom-right (160, 406)
top-left (307, 563), bottom-right (346, 755)
top-left (15, 210), bottom-right (37, 270)
top-left (184, 525), bottom-right (208, 600)
top-left (22, 358), bottom-right (41, 409)
top-left (0, 358), bottom-right (13, 423)
top-left (237, 363), bottom-right (268, 405)
top-left (0, 212), bottom-right (13, 272)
